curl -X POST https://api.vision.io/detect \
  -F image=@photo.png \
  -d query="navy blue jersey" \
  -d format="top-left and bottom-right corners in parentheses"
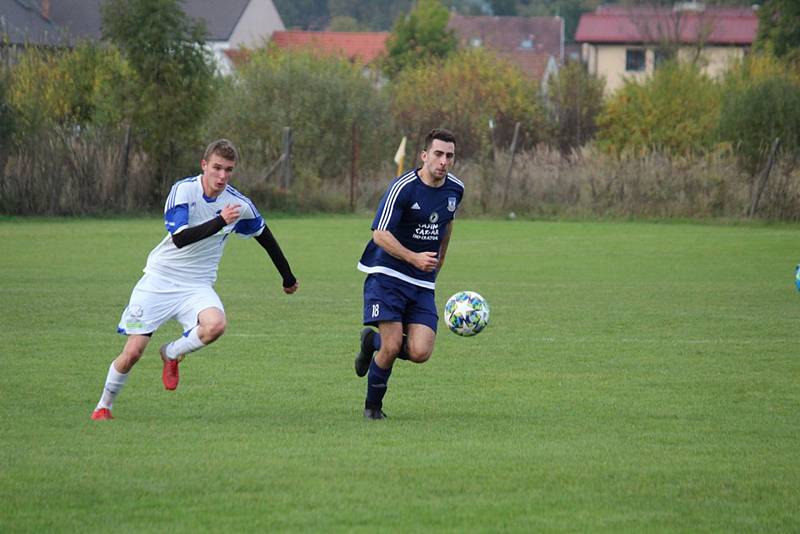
top-left (357, 169), bottom-right (464, 289)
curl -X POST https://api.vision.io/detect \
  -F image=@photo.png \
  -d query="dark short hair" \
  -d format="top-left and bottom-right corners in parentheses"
top-left (424, 128), bottom-right (456, 151)
top-left (203, 139), bottom-right (239, 163)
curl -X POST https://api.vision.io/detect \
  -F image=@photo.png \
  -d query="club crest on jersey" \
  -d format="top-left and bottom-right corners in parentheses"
top-left (429, 211), bottom-right (439, 223)
top-left (448, 197), bottom-right (457, 212)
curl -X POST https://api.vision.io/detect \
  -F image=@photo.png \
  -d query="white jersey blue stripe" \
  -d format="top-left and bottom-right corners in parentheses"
top-left (144, 175), bottom-right (265, 286)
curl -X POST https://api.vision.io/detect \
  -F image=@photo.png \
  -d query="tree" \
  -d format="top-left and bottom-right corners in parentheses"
top-left (545, 60), bottom-right (605, 154)
top-left (327, 16), bottom-right (363, 32)
top-left (490, 0), bottom-right (517, 16)
top-left (272, 0), bottom-right (329, 30)
top-left (718, 56), bottom-right (800, 178)
top-left (0, 69), bottom-right (15, 175)
top-left (596, 62), bottom-right (721, 156)
top-left (382, 0), bottom-right (458, 78)
top-left (101, 0), bottom-right (218, 202)
top-left (206, 47), bottom-right (396, 208)
top-left (6, 43), bottom-right (131, 135)
top-left (328, 0), bottom-right (413, 31)
top-left (391, 48), bottom-right (546, 159)
top-left (754, 0), bottom-right (800, 64)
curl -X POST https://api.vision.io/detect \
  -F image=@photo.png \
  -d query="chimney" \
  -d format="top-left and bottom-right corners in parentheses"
top-left (41, 0), bottom-right (51, 19)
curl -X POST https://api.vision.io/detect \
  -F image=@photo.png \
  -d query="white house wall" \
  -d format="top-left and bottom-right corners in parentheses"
top-left (229, 0), bottom-right (285, 48)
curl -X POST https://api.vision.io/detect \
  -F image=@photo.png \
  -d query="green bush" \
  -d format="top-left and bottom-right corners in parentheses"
top-left (7, 43), bottom-right (130, 137)
top-left (718, 69), bottom-right (800, 177)
top-left (382, 0), bottom-right (457, 78)
top-left (391, 48), bottom-right (546, 160)
top-left (205, 47), bottom-right (396, 206)
top-left (0, 69), bottom-right (15, 166)
top-left (596, 62), bottom-right (721, 157)
top-left (544, 60), bottom-right (605, 154)
top-left (102, 0), bottom-right (219, 202)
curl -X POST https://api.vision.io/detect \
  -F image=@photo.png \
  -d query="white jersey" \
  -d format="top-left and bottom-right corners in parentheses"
top-left (143, 175), bottom-right (265, 286)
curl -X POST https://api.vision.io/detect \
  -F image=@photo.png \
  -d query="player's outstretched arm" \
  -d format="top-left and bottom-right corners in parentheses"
top-left (255, 224), bottom-right (298, 293)
top-left (172, 204), bottom-right (241, 249)
top-left (172, 216), bottom-right (225, 248)
top-left (373, 229), bottom-right (438, 272)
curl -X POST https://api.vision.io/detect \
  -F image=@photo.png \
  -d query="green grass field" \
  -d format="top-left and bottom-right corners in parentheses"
top-left (1, 216), bottom-right (798, 532)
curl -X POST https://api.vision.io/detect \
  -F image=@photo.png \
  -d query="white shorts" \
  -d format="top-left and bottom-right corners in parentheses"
top-left (117, 273), bottom-right (224, 335)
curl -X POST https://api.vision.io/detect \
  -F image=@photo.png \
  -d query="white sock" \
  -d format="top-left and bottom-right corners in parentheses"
top-left (165, 327), bottom-right (205, 360)
top-left (96, 362), bottom-right (129, 410)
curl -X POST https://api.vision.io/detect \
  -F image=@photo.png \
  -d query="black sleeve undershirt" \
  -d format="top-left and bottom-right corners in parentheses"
top-left (255, 224), bottom-right (297, 288)
top-left (171, 215), bottom-right (226, 249)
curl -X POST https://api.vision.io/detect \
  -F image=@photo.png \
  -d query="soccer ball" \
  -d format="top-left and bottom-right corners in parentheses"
top-left (444, 291), bottom-right (490, 336)
top-left (796, 264), bottom-right (800, 292)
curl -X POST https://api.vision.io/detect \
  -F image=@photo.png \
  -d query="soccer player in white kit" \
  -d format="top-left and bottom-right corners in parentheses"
top-left (91, 139), bottom-right (299, 420)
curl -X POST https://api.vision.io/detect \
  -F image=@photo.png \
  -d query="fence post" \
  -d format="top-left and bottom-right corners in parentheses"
top-left (748, 137), bottom-right (781, 219)
top-left (281, 126), bottom-right (292, 190)
top-left (350, 122), bottom-right (359, 212)
top-left (502, 122), bottom-right (521, 209)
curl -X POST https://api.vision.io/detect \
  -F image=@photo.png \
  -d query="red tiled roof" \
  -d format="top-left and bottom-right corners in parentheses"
top-left (448, 14), bottom-right (563, 59)
top-left (497, 51), bottom-right (554, 81)
top-left (270, 30), bottom-right (389, 63)
top-left (575, 5), bottom-right (757, 45)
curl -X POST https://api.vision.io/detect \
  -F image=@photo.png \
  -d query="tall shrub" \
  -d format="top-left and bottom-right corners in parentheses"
top-left (7, 43), bottom-right (130, 135)
top-left (1, 43), bottom-right (140, 215)
top-left (754, 0), bottom-right (800, 64)
top-left (596, 61), bottom-right (721, 157)
top-left (382, 0), bottom-right (457, 78)
top-left (391, 48), bottom-right (546, 160)
top-left (205, 48), bottom-right (396, 208)
top-left (0, 68), bottom-right (15, 175)
top-left (102, 0), bottom-right (218, 203)
top-left (718, 58), bottom-right (800, 190)
top-left (544, 60), bottom-right (605, 154)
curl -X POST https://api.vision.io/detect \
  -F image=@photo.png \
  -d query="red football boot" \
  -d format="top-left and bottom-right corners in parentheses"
top-left (91, 408), bottom-right (113, 420)
top-left (160, 344), bottom-right (182, 390)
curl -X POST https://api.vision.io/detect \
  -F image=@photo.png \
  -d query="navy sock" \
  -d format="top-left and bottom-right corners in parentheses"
top-left (365, 359), bottom-right (392, 409)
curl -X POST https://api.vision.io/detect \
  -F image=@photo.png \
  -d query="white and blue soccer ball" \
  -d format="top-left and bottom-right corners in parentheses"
top-left (795, 264), bottom-right (800, 292)
top-left (444, 291), bottom-right (490, 336)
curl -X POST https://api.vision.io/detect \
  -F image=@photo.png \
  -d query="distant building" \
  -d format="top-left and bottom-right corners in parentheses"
top-left (575, 3), bottom-right (758, 93)
top-left (0, 0), bottom-right (285, 74)
top-left (447, 14), bottom-right (564, 91)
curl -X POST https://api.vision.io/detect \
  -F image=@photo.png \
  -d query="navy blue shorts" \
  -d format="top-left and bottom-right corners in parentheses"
top-left (362, 274), bottom-right (438, 332)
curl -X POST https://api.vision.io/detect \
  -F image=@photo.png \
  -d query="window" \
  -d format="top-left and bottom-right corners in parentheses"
top-left (654, 48), bottom-right (673, 68)
top-left (625, 49), bottom-right (645, 72)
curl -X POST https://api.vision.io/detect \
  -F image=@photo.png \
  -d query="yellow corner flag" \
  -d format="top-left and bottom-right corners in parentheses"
top-left (394, 136), bottom-right (407, 176)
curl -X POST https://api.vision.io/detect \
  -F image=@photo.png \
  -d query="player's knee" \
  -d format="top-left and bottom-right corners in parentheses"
top-left (204, 318), bottom-right (226, 341)
top-left (408, 347), bottom-right (432, 363)
top-left (379, 340), bottom-right (403, 360)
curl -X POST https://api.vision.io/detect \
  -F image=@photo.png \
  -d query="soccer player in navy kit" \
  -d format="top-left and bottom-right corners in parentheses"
top-left (91, 139), bottom-right (298, 420)
top-left (355, 128), bottom-right (464, 420)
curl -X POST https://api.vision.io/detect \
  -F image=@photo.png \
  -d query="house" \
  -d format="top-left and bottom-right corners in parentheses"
top-left (0, 0), bottom-right (62, 47)
top-left (269, 30), bottom-right (389, 65)
top-left (574, 3), bottom-right (758, 93)
top-left (447, 13), bottom-right (563, 90)
top-left (184, 0), bottom-right (284, 75)
top-left (0, 0), bottom-right (285, 74)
